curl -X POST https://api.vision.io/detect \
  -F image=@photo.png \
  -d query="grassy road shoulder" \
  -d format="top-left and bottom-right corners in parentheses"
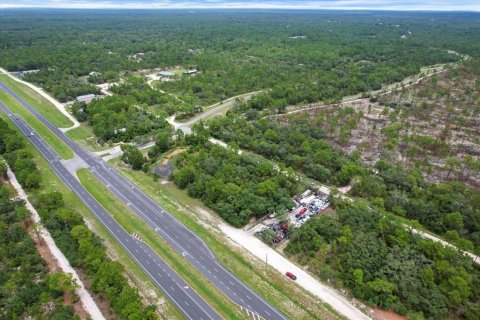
top-left (0, 111), bottom-right (181, 320)
top-left (0, 74), bottom-right (73, 128)
top-left (109, 157), bottom-right (343, 320)
top-left (77, 168), bottom-right (250, 320)
top-left (0, 90), bottom-right (74, 159)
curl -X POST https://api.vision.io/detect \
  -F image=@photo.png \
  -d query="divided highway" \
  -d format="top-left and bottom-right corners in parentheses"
top-left (0, 82), bottom-right (288, 320)
top-left (0, 101), bottom-right (221, 320)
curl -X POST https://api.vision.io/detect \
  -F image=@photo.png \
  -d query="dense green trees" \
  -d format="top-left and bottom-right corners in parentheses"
top-left (172, 143), bottom-right (300, 226)
top-left (36, 192), bottom-right (157, 320)
top-left (285, 201), bottom-right (480, 319)
top-left (208, 115), bottom-right (364, 186)
top-left (148, 128), bottom-right (174, 158)
top-left (0, 182), bottom-right (78, 320)
top-left (0, 118), bottom-right (41, 190)
top-left (351, 161), bottom-right (480, 254)
top-left (2, 11), bottom-right (478, 110)
top-left (0, 118), bottom-right (157, 320)
top-left (72, 95), bottom-right (171, 143)
top-left (121, 145), bottom-right (145, 170)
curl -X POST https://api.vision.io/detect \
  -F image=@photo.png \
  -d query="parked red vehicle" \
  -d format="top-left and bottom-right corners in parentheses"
top-left (285, 271), bottom-right (297, 280)
top-left (295, 207), bottom-right (307, 218)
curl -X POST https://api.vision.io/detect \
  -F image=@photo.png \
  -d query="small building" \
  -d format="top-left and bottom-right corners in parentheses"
top-left (14, 69), bottom-right (40, 78)
top-left (158, 71), bottom-right (175, 77)
top-left (75, 94), bottom-right (104, 104)
top-left (114, 128), bottom-right (127, 135)
top-left (184, 69), bottom-right (198, 75)
top-left (128, 52), bottom-right (145, 62)
top-left (289, 35), bottom-right (307, 39)
top-left (89, 71), bottom-right (102, 77)
top-left (187, 48), bottom-right (201, 54)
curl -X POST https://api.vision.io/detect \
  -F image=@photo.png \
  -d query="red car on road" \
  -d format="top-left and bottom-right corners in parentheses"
top-left (286, 271), bottom-right (297, 280)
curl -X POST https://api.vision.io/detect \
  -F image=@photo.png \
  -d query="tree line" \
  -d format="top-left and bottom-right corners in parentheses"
top-left (71, 95), bottom-right (172, 144)
top-left (0, 117), bottom-right (158, 320)
top-left (172, 142), bottom-right (300, 227)
top-left (0, 181), bottom-right (79, 320)
top-left (35, 192), bottom-right (157, 320)
top-left (351, 161), bottom-right (480, 254)
top-left (2, 11), bottom-right (478, 109)
top-left (285, 200), bottom-right (480, 320)
top-left (208, 115), bottom-right (364, 186)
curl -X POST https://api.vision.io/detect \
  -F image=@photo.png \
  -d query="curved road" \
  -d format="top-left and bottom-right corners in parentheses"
top-left (0, 81), bottom-right (286, 320)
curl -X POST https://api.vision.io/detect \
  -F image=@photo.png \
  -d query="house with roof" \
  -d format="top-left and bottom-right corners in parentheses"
top-left (158, 71), bottom-right (175, 78)
top-left (184, 69), bottom-right (198, 75)
top-left (75, 94), bottom-right (105, 104)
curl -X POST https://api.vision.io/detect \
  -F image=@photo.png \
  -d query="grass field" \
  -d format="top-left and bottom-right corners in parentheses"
top-left (0, 90), bottom-right (74, 159)
top-left (0, 111), bottom-right (182, 320)
top-left (77, 168), bottom-right (250, 320)
top-left (0, 74), bottom-right (73, 128)
top-left (109, 157), bottom-right (343, 320)
top-left (66, 123), bottom-right (112, 152)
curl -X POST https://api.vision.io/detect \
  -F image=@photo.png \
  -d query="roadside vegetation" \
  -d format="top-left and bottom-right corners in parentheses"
top-left (0, 180), bottom-right (79, 320)
top-left (0, 74), bottom-right (73, 128)
top-left (172, 142), bottom-right (301, 226)
top-left (109, 156), bottom-right (343, 320)
top-left (0, 114), bottom-right (177, 320)
top-left (0, 90), bottom-right (74, 159)
top-left (285, 200), bottom-right (480, 320)
top-left (2, 9), bottom-right (480, 320)
top-left (76, 168), bottom-right (251, 320)
top-left (71, 95), bottom-right (172, 144)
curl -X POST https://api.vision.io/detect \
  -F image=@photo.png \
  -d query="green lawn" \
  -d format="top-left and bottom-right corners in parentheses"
top-left (0, 111), bottom-right (182, 320)
top-left (109, 157), bottom-right (343, 320)
top-left (0, 74), bottom-right (73, 128)
top-left (0, 90), bottom-right (74, 159)
top-left (77, 168), bottom-right (249, 320)
top-left (66, 123), bottom-right (112, 152)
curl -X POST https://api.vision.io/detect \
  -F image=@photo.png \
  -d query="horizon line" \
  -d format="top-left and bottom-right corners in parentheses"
top-left (1, 6), bottom-right (479, 12)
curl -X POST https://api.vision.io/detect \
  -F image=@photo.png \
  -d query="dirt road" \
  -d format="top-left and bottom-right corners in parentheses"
top-left (0, 67), bottom-right (80, 132)
top-left (7, 167), bottom-right (105, 320)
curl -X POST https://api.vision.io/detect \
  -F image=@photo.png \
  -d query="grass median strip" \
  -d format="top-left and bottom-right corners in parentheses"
top-left (0, 111), bottom-right (182, 320)
top-left (109, 157), bottom-right (344, 320)
top-left (0, 90), bottom-right (74, 159)
top-left (0, 74), bottom-right (73, 128)
top-left (77, 168), bottom-right (249, 320)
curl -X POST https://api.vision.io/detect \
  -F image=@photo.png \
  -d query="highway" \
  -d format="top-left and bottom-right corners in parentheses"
top-left (0, 81), bottom-right (287, 320)
top-left (0, 101), bottom-right (222, 320)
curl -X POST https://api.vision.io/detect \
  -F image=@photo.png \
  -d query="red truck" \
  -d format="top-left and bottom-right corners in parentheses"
top-left (295, 207), bottom-right (307, 218)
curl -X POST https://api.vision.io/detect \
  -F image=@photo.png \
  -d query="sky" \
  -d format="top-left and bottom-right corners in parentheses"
top-left (1, 1), bottom-right (479, 11)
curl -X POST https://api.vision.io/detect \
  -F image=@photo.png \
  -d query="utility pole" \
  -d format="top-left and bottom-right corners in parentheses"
top-left (265, 253), bottom-right (268, 272)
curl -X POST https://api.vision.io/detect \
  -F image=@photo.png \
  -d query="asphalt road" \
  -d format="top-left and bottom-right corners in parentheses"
top-left (0, 101), bottom-right (222, 320)
top-left (0, 82), bottom-right (287, 320)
